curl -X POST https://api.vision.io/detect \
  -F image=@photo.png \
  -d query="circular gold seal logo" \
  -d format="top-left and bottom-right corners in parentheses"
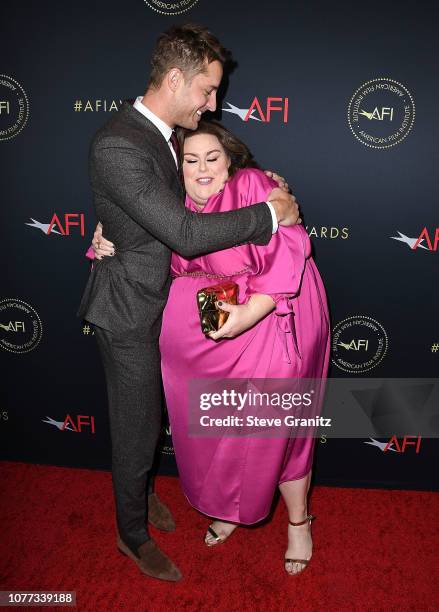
top-left (347, 78), bottom-right (415, 149)
top-left (332, 315), bottom-right (388, 373)
top-left (0, 299), bottom-right (42, 354)
top-left (143, 0), bottom-right (199, 15)
top-left (0, 75), bottom-right (29, 141)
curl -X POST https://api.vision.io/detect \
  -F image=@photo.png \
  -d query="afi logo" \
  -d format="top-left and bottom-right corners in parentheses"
top-left (359, 107), bottom-right (393, 121)
top-left (26, 213), bottom-right (85, 236)
top-left (0, 321), bottom-right (25, 332)
top-left (391, 228), bottom-right (439, 252)
top-left (223, 97), bottom-right (289, 123)
top-left (413, 227), bottom-right (439, 251)
top-left (62, 414), bottom-right (95, 433)
top-left (338, 339), bottom-right (368, 351)
top-left (48, 213), bottom-right (85, 236)
top-left (0, 101), bottom-right (10, 114)
top-left (384, 435), bottom-right (421, 453)
top-left (43, 414), bottom-right (95, 433)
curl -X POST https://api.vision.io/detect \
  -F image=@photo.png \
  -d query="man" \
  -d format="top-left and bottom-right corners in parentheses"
top-left (78, 23), bottom-right (300, 582)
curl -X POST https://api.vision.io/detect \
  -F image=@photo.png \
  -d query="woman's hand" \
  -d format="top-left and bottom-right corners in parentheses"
top-left (208, 294), bottom-right (275, 340)
top-left (92, 222), bottom-right (115, 259)
top-left (264, 170), bottom-right (289, 192)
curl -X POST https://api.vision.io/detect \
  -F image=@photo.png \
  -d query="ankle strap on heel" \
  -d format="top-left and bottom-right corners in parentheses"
top-left (289, 513), bottom-right (315, 526)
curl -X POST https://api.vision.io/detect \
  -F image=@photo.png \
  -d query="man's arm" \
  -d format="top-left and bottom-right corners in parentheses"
top-left (91, 140), bottom-right (296, 258)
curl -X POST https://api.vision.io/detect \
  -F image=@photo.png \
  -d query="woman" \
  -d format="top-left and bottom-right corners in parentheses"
top-left (91, 121), bottom-right (330, 576)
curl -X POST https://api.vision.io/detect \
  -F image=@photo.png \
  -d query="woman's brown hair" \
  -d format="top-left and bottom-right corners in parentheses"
top-left (177, 120), bottom-right (260, 177)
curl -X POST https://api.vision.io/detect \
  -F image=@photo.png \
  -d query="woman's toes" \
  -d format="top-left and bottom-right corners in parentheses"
top-left (285, 523), bottom-right (313, 575)
top-left (205, 520), bottom-right (237, 545)
top-left (285, 560), bottom-right (305, 575)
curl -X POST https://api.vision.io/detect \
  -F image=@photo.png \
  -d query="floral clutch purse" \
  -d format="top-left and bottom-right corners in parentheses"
top-left (196, 281), bottom-right (239, 335)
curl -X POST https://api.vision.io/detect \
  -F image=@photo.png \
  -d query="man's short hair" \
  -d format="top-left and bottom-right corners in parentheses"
top-left (149, 23), bottom-right (231, 88)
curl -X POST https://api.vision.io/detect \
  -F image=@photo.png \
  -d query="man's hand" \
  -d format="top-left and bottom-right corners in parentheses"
top-left (92, 222), bottom-right (115, 259)
top-left (267, 188), bottom-right (301, 227)
top-left (264, 170), bottom-right (289, 193)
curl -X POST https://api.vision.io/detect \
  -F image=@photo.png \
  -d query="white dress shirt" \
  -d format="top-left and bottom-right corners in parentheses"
top-left (132, 97), bottom-right (278, 232)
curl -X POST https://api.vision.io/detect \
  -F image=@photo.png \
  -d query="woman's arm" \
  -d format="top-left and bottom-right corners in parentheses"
top-left (205, 169), bottom-right (308, 341)
top-left (208, 294), bottom-right (276, 340)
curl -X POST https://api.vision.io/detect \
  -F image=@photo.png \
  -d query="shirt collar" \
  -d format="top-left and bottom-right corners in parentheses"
top-left (133, 96), bottom-right (173, 142)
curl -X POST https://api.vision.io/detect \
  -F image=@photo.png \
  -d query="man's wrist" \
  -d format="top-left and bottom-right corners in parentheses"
top-left (265, 201), bottom-right (279, 234)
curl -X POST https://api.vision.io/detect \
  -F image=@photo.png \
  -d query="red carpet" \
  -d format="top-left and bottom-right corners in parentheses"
top-left (0, 462), bottom-right (438, 611)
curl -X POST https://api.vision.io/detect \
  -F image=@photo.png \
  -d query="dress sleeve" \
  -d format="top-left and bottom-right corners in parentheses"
top-left (236, 169), bottom-right (310, 305)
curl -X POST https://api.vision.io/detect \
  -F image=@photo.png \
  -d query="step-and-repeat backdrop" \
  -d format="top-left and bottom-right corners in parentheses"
top-left (2, 0), bottom-right (438, 490)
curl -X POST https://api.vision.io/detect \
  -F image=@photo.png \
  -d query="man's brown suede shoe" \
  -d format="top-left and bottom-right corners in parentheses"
top-left (148, 492), bottom-right (176, 532)
top-left (117, 536), bottom-right (182, 582)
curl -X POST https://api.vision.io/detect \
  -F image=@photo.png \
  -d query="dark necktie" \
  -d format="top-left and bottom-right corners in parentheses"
top-left (169, 131), bottom-right (180, 168)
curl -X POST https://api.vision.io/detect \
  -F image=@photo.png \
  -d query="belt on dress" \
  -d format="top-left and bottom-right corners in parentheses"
top-left (171, 266), bottom-right (251, 279)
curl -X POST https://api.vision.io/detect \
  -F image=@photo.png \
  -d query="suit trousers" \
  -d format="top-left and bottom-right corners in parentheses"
top-left (94, 325), bottom-right (163, 555)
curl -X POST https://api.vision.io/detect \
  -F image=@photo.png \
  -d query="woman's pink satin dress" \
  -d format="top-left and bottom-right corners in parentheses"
top-left (159, 168), bottom-right (330, 524)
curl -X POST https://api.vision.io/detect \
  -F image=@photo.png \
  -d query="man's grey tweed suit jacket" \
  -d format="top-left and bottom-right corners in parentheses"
top-left (78, 101), bottom-right (273, 341)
